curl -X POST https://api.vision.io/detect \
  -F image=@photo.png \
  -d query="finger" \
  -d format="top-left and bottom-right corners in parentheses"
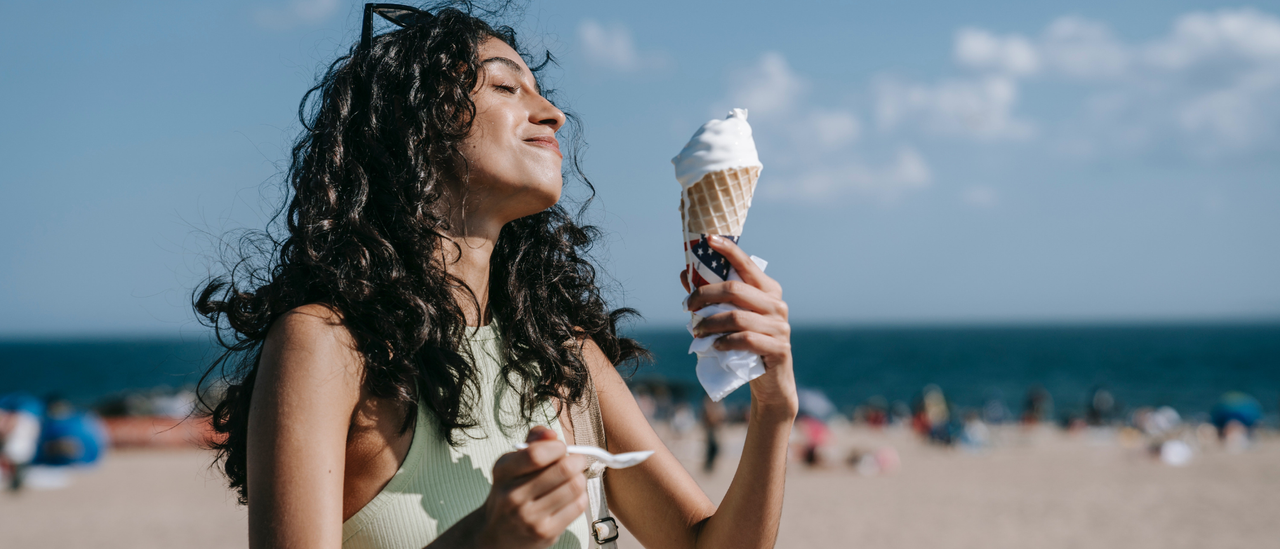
top-left (679, 268), bottom-right (691, 294)
top-left (528, 470), bottom-right (587, 516)
top-left (713, 331), bottom-right (791, 360)
top-left (526, 425), bottom-right (557, 443)
top-left (706, 235), bottom-right (779, 296)
top-left (494, 437), bottom-right (566, 483)
top-left (692, 309), bottom-right (789, 339)
top-left (687, 280), bottom-right (786, 319)
top-left (542, 491), bottom-right (591, 539)
top-left (509, 453), bottom-right (585, 503)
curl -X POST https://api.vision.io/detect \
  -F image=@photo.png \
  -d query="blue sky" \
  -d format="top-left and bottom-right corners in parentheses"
top-left (2, 0), bottom-right (1279, 337)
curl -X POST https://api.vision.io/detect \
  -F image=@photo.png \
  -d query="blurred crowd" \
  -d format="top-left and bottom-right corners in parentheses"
top-left (5, 378), bottom-right (1269, 492)
top-left (629, 378), bottom-right (1271, 473)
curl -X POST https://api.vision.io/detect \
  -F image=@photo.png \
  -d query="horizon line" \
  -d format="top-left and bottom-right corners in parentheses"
top-left (4, 316), bottom-right (1280, 342)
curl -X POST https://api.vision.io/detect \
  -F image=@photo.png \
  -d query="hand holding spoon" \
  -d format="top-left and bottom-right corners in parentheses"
top-left (513, 442), bottom-right (654, 469)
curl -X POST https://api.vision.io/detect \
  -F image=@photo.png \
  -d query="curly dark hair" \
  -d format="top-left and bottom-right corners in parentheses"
top-left (194, 2), bottom-right (647, 505)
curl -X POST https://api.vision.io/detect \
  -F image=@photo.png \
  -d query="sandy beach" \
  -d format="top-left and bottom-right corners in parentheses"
top-left (2, 424), bottom-right (1277, 549)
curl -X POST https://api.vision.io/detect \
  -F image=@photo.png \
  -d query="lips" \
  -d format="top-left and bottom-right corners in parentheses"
top-left (524, 135), bottom-right (562, 158)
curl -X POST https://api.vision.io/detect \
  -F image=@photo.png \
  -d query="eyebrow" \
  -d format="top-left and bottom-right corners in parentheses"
top-left (481, 56), bottom-right (541, 96)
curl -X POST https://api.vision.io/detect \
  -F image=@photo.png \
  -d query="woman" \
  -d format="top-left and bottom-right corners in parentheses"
top-left (196, 4), bottom-right (796, 548)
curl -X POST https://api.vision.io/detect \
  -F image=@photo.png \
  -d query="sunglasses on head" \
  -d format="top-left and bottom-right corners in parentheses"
top-left (360, 3), bottom-right (435, 52)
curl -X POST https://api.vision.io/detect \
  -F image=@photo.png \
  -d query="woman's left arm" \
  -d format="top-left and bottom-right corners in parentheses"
top-left (585, 234), bottom-right (797, 549)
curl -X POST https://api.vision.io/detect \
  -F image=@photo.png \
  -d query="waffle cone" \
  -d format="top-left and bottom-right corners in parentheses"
top-left (680, 166), bottom-right (760, 237)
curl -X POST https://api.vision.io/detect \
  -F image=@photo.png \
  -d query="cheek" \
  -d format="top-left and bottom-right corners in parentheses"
top-left (459, 119), bottom-right (509, 175)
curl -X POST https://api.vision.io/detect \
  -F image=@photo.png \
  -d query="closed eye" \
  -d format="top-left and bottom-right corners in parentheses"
top-left (494, 84), bottom-right (518, 94)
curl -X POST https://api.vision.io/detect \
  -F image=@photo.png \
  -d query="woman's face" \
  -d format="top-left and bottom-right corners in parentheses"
top-left (457, 37), bottom-right (566, 222)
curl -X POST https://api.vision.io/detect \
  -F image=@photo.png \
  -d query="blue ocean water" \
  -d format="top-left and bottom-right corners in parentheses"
top-left (1, 324), bottom-right (1277, 420)
top-left (632, 324), bottom-right (1280, 421)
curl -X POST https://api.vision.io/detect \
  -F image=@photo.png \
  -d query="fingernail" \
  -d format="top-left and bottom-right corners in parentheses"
top-left (707, 235), bottom-right (721, 244)
top-left (681, 295), bottom-right (690, 311)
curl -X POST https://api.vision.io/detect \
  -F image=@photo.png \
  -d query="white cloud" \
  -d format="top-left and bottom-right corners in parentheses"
top-left (804, 108), bottom-right (861, 149)
top-left (786, 147), bottom-right (932, 201)
top-left (252, 0), bottom-right (340, 30)
top-left (1145, 8), bottom-right (1280, 69)
top-left (728, 52), bottom-right (806, 117)
top-left (735, 8), bottom-right (1280, 205)
top-left (578, 20), bottom-right (667, 73)
top-left (1040, 16), bottom-right (1130, 79)
top-left (1177, 68), bottom-right (1280, 148)
top-left (962, 186), bottom-right (1000, 208)
top-left (579, 20), bottom-right (636, 71)
top-left (876, 75), bottom-right (1034, 140)
top-left (884, 147), bottom-right (933, 190)
top-left (877, 27), bottom-right (1043, 141)
top-left (956, 28), bottom-right (1040, 76)
top-left (1049, 9), bottom-right (1280, 153)
top-left (709, 52), bottom-right (922, 203)
top-left (889, 9), bottom-right (1280, 155)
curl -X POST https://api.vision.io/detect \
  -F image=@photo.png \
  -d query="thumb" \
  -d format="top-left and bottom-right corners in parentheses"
top-left (525, 425), bottom-right (557, 443)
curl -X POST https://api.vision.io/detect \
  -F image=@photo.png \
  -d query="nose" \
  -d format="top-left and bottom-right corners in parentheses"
top-left (532, 95), bottom-right (566, 132)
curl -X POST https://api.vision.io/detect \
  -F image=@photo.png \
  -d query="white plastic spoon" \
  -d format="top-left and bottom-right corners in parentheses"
top-left (513, 442), bottom-right (654, 469)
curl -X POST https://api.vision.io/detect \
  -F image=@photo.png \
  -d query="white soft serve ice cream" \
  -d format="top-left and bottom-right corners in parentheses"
top-left (671, 108), bottom-right (762, 189)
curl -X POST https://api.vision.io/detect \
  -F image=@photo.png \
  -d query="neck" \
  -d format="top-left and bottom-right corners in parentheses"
top-left (440, 195), bottom-right (507, 328)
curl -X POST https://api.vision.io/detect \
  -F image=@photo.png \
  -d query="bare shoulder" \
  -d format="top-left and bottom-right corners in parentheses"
top-left (268, 303), bottom-right (355, 346)
top-left (577, 336), bottom-right (627, 389)
top-left (576, 337), bottom-right (642, 422)
top-left (258, 304), bottom-right (364, 410)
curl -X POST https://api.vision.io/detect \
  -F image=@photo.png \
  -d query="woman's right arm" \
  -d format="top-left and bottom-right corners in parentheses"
top-left (247, 305), bottom-right (364, 549)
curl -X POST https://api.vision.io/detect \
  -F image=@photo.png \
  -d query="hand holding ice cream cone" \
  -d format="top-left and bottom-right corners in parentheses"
top-left (673, 109), bottom-right (795, 408)
top-left (682, 234), bottom-right (797, 412)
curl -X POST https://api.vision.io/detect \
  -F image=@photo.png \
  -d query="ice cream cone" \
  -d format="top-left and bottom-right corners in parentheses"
top-left (672, 108), bottom-right (769, 402)
top-left (680, 165), bottom-right (760, 238)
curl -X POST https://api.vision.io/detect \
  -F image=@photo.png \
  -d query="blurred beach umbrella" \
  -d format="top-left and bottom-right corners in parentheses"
top-left (797, 388), bottom-right (836, 420)
top-left (1211, 392), bottom-right (1263, 430)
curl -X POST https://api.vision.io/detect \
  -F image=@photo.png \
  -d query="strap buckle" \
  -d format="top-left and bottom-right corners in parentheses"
top-left (591, 517), bottom-right (619, 544)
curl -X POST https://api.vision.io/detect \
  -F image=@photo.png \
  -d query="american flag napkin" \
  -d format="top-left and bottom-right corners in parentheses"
top-left (684, 234), bottom-right (768, 401)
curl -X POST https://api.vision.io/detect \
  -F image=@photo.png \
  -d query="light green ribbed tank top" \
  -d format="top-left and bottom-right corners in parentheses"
top-left (342, 325), bottom-right (590, 549)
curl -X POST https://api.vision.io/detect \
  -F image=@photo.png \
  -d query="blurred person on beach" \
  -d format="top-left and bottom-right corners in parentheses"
top-left (192, 3), bottom-right (797, 549)
top-left (795, 388), bottom-right (835, 465)
top-left (912, 384), bottom-right (956, 444)
top-left (701, 395), bottom-right (725, 473)
top-left (1086, 386), bottom-right (1117, 426)
top-left (795, 415), bottom-right (831, 466)
top-left (1021, 385), bottom-right (1052, 426)
top-left (671, 402), bottom-right (696, 439)
top-left (859, 396), bottom-right (888, 428)
top-left (0, 393), bottom-right (43, 491)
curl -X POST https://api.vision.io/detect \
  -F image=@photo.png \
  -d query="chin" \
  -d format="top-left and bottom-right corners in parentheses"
top-left (529, 168), bottom-right (563, 205)
top-left (526, 184), bottom-right (562, 213)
